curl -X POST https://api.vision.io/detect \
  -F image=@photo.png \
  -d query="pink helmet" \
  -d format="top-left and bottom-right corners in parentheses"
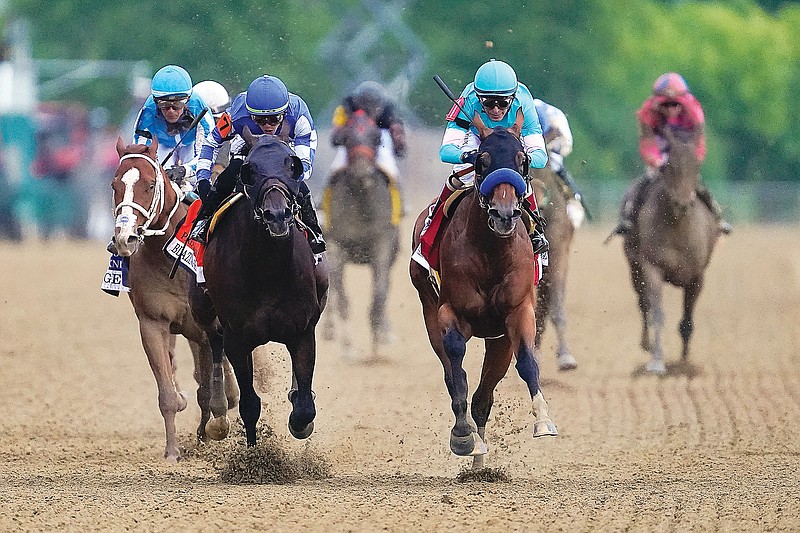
top-left (652, 72), bottom-right (689, 98)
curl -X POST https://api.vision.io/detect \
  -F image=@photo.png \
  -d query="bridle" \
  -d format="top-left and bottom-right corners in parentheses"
top-left (114, 152), bottom-right (183, 238)
top-left (245, 177), bottom-right (300, 233)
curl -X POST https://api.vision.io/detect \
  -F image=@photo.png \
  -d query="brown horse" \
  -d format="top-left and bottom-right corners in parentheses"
top-left (531, 165), bottom-right (578, 371)
top-left (193, 132), bottom-right (328, 446)
top-left (111, 137), bottom-right (238, 461)
top-left (621, 126), bottom-right (720, 374)
top-left (410, 110), bottom-right (557, 470)
top-left (321, 110), bottom-right (400, 359)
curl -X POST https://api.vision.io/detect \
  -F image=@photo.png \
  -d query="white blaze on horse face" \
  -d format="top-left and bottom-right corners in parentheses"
top-left (115, 167), bottom-right (141, 238)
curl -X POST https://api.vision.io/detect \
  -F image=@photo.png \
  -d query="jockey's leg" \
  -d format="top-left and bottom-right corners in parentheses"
top-left (190, 159), bottom-right (244, 244)
top-left (612, 169), bottom-right (657, 236)
top-left (298, 181), bottom-right (327, 255)
top-left (417, 171), bottom-right (463, 263)
top-left (550, 152), bottom-right (586, 229)
top-left (697, 184), bottom-right (733, 234)
top-left (522, 193), bottom-right (549, 255)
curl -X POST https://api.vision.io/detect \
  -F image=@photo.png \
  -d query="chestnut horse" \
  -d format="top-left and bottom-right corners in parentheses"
top-left (410, 110), bottom-right (557, 469)
top-left (531, 165), bottom-right (578, 370)
top-left (621, 126), bottom-right (720, 374)
top-left (193, 132), bottom-right (329, 446)
top-left (110, 138), bottom-right (237, 461)
top-left (321, 110), bottom-right (400, 359)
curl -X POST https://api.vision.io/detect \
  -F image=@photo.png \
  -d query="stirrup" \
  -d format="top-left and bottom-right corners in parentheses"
top-left (531, 232), bottom-right (549, 255)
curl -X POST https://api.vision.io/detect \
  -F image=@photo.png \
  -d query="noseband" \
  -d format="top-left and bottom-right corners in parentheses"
top-left (114, 153), bottom-right (183, 239)
top-left (245, 179), bottom-right (300, 233)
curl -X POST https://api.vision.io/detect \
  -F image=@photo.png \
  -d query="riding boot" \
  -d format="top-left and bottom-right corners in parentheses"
top-left (523, 194), bottom-right (549, 255)
top-left (697, 185), bottom-right (733, 235)
top-left (298, 184), bottom-right (326, 255)
top-left (189, 159), bottom-right (243, 244)
top-left (418, 176), bottom-right (460, 261)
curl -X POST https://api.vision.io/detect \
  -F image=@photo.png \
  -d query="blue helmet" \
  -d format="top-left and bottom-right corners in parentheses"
top-left (474, 59), bottom-right (518, 97)
top-left (151, 65), bottom-right (193, 100)
top-left (246, 75), bottom-right (289, 115)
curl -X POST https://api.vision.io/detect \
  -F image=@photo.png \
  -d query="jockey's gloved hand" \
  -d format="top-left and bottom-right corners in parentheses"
top-left (460, 150), bottom-right (479, 165)
top-left (196, 179), bottom-right (212, 201)
top-left (165, 165), bottom-right (187, 182)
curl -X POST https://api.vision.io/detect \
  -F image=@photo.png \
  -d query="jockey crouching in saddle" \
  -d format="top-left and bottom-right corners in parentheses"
top-left (190, 74), bottom-right (326, 257)
top-left (612, 72), bottom-right (732, 236)
top-left (412, 59), bottom-right (549, 272)
top-left (107, 65), bottom-right (215, 254)
top-left (191, 80), bottom-right (231, 182)
top-left (534, 97), bottom-right (587, 229)
top-left (329, 80), bottom-right (407, 187)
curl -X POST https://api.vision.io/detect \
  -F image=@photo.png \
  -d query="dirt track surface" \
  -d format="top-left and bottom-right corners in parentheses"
top-left (1, 224), bottom-right (799, 532)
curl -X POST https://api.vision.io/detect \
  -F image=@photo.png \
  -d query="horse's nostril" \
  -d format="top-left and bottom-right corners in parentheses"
top-left (126, 235), bottom-right (138, 244)
top-left (488, 208), bottom-right (500, 218)
top-left (512, 209), bottom-right (522, 219)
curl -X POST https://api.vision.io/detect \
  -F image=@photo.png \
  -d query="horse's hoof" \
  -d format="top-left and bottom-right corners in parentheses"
top-left (556, 353), bottom-right (578, 371)
top-left (176, 391), bottom-right (189, 412)
top-left (646, 359), bottom-right (667, 375)
top-left (533, 420), bottom-right (558, 437)
top-left (288, 420), bottom-right (314, 439)
top-left (205, 415), bottom-right (231, 441)
top-left (450, 431), bottom-right (488, 456)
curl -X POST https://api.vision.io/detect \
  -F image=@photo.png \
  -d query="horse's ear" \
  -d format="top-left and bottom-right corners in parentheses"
top-left (240, 162), bottom-right (254, 185)
top-left (475, 151), bottom-right (491, 178)
top-left (116, 136), bottom-right (126, 157)
top-left (472, 111), bottom-right (491, 139)
top-left (289, 155), bottom-right (304, 181)
top-left (147, 136), bottom-right (159, 160)
top-left (242, 126), bottom-right (257, 148)
top-left (516, 151), bottom-right (530, 177)
top-left (509, 108), bottom-right (524, 138)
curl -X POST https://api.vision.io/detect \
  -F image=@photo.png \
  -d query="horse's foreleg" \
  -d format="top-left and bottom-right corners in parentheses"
top-left (139, 318), bottom-right (184, 462)
top-left (369, 241), bottom-right (396, 353)
top-left (167, 334), bottom-right (189, 411)
top-left (680, 277), bottom-right (703, 360)
top-left (508, 302), bottom-right (558, 438)
top-left (642, 265), bottom-right (666, 375)
top-left (550, 276), bottom-right (577, 371)
top-left (188, 338), bottom-right (213, 443)
top-left (204, 326), bottom-right (231, 441)
top-left (470, 336), bottom-right (514, 468)
top-left (286, 329), bottom-right (317, 439)
top-left (438, 305), bottom-right (485, 457)
top-left (224, 335), bottom-right (260, 446)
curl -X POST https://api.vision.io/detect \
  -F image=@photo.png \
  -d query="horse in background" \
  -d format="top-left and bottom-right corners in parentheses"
top-left (621, 126), bottom-right (720, 374)
top-left (410, 110), bottom-right (557, 470)
top-left (193, 130), bottom-right (328, 446)
top-left (321, 110), bottom-right (400, 360)
top-left (531, 165), bottom-right (578, 371)
top-left (110, 137), bottom-right (237, 461)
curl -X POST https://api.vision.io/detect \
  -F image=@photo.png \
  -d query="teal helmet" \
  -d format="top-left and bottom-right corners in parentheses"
top-left (151, 65), bottom-right (192, 100)
top-left (474, 59), bottom-right (518, 97)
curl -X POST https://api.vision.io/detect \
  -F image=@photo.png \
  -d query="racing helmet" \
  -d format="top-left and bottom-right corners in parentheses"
top-left (351, 80), bottom-right (387, 117)
top-left (474, 59), bottom-right (518, 97)
top-left (245, 75), bottom-right (289, 116)
top-left (151, 65), bottom-right (193, 100)
top-left (192, 80), bottom-right (230, 117)
top-left (652, 72), bottom-right (689, 98)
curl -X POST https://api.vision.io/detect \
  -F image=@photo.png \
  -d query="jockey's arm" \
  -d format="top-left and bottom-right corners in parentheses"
top-left (195, 125), bottom-right (226, 185)
top-left (290, 114), bottom-right (318, 181)
top-left (439, 123), bottom-right (475, 164)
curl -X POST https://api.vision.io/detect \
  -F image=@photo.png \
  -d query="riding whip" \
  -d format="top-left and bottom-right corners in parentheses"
top-left (160, 107), bottom-right (209, 167)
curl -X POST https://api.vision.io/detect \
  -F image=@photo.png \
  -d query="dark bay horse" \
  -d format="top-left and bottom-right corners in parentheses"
top-left (621, 126), bottom-right (720, 374)
top-left (111, 138), bottom-right (237, 461)
top-left (322, 110), bottom-right (400, 359)
top-left (410, 110), bottom-right (557, 469)
top-left (194, 131), bottom-right (329, 446)
top-left (531, 165), bottom-right (578, 371)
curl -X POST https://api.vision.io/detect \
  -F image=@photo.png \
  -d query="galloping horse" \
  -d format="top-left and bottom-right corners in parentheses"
top-left (194, 131), bottom-right (329, 446)
top-left (531, 165), bottom-right (578, 370)
top-left (621, 126), bottom-right (720, 374)
top-left (321, 110), bottom-right (400, 359)
top-left (111, 138), bottom-right (237, 461)
top-left (410, 110), bottom-right (557, 469)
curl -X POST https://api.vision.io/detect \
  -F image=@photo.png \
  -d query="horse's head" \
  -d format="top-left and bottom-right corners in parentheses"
top-left (471, 109), bottom-right (529, 237)
top-left (336, 110), bottom-right (382, 163)
top-left (662, 125), bottom-right (702, 207)
top-left (241, 128), bottom-right (304, 239)
top-left (111, 136), bottom-right (179, 256)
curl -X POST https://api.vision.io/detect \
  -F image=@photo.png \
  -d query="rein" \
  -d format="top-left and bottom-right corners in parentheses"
top-left (244, 180), bottom-right (300, 226)
top-left (114, 153), bottom-right (183, 237)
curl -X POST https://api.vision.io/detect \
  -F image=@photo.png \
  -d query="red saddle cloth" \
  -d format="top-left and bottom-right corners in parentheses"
top-left (164, 199), bottom-right (207, 282)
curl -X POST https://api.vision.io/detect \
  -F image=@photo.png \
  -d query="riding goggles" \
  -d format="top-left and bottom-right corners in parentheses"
top-left (479, 96), bottom-right (513, 110)
top-left (156, 98), bottom-right (189, 111)
top-left (251, 113), bottom-right (285, 126)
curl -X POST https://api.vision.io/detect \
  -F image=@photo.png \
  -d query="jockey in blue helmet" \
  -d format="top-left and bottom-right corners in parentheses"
top-left (192, 75), bottom-right (325, 254)
top-left (132, 65), bottom-right (215, 187)
top-left (412, 59), bottom-right (550, 273)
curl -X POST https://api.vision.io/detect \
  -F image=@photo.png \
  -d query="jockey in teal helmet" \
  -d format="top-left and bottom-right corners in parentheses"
top-left (132, 65), bottom-right (214, 186)
top-left (412, 59), bottom-right (550, 275)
